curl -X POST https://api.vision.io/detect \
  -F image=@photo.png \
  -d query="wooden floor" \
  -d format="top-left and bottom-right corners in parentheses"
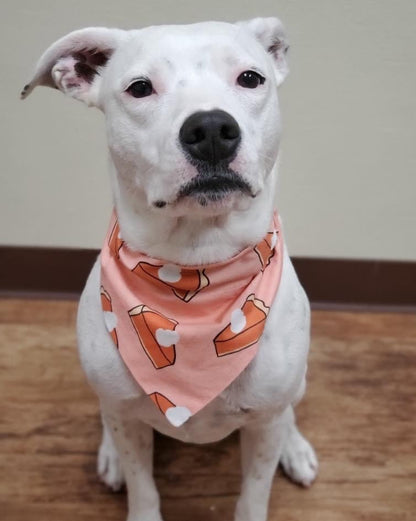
top-left (0, 299), bottom-right (415, 521)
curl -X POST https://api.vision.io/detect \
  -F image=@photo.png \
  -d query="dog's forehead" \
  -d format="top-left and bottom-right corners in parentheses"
top-left (114, 22), bottom-right (266, 74)
top-left (134, 21), bottom-right (250, 49)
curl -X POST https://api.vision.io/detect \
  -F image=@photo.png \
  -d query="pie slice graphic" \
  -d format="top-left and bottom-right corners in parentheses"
top-left (133, 261), bottom-right (209, 302)
top-left (254, 231), bottom-right (277, 271)
top-left (214, 294), bottom-right (270, 357)
top-left (100, 286), bottom-right (119, 347)
top-left (149, 392), bottom-right (176, 414)
top-left (108, 220), bottom-right (124, 259)
top-left (172, 268), bottom-right (209, 302)
top-left (129, 305), bottom-right (178, 369)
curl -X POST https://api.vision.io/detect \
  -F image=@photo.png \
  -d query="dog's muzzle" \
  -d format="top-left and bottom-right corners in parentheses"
top-left (179, 109), bottom-right (241, 165)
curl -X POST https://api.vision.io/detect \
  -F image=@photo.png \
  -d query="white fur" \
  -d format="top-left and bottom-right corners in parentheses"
top-left (24, 18), bottom-right (317, 521)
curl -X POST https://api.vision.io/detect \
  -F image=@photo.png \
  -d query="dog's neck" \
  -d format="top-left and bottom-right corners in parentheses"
top-left (109, 162), bottom-right (278, 266)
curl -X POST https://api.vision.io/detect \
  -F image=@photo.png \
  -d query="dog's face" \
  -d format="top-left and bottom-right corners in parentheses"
top-left (22, 19), bottom-right (289, 218)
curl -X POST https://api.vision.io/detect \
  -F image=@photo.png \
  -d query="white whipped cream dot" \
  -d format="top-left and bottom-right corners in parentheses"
top-left (103, 311), bottom-right (117, 332)
top-left (165, 406), bottom-right (192, 427)
top-left (230, 308), bottom-right (246, 334)
top-left (158, 264), bottom-right (182, 283)
top-left (155, 328), bottom-right (180, 347)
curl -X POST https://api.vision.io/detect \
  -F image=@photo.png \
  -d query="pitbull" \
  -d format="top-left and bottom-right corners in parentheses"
top-left (22, 17), bottom-right (318, 521)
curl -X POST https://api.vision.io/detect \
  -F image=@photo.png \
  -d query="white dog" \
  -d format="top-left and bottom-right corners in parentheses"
top-left (23, 17), bottom-right (318, 521)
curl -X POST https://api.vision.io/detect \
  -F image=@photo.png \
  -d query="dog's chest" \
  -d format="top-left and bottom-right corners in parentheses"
top-left (131, 396), bottom-right (253, 443)
top-left (115, 366), bottom-right (285, 444)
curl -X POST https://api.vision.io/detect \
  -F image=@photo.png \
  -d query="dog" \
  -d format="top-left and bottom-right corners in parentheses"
top-left (22, 17), bottom-right (318, 521)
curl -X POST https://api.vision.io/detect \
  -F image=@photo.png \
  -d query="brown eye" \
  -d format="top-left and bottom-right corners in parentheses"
top-left (237, 70), bottom-right (266, 89)
top-left (126, 79), bottom-right (153, 98)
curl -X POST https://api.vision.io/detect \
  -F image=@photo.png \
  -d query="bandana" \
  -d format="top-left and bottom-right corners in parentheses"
top-left (100, 211), bottom-right (283, 427)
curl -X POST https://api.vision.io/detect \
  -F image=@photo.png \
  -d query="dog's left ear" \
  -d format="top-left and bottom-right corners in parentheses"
top-left (237, 17), bottom-right (289, 87)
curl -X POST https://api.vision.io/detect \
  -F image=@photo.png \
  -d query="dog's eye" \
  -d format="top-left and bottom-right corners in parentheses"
top-left (237, 70), bottom-right (265, 89)
top-left (126, 79), bottom-right (154, 98)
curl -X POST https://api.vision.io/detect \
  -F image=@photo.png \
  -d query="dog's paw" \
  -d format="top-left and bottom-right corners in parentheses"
top-left (97, 436), bottom-right (125, 492)
top-left (280, 427), bottom-right (318, 487)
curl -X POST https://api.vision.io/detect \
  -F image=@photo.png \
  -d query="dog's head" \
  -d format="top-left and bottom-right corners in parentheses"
top-left (22, 19), bottom-right (289, 217)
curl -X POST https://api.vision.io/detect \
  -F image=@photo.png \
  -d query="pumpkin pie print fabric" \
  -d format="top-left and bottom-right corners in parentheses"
top-left (100, 211), bottom-right (283, 427)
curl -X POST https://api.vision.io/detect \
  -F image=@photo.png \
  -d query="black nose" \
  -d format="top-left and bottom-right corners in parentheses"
top-left (179, 109), bottom-right (241, 164)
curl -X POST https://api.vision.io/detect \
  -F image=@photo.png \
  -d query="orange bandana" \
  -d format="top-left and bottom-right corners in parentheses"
top-left (100, 211), bottom-right (283, 427)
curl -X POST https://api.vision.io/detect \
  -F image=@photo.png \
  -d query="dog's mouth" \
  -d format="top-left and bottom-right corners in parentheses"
top-left (176, 168), bottom-right (254, 206)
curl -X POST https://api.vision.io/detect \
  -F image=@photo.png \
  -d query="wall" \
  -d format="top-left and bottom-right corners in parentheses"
top-left (1, 0), bottom-right (415, 260)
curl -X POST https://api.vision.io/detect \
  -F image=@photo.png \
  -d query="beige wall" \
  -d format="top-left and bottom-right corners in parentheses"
top-left (2, 0), bottom-right (415, 260)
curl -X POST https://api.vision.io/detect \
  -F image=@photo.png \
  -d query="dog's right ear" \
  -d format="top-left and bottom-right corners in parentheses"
top-left (236, 17), bottom-right (289, 87)
top-left (20, 27), bottom-right (126, 108)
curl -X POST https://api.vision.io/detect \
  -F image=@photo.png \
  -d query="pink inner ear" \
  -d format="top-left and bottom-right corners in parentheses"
top-left (52, 56), bottom-right (91, 94)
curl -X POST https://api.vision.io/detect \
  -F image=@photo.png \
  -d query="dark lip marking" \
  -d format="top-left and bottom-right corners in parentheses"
top-left (177, 167), bottom-right (254, 203)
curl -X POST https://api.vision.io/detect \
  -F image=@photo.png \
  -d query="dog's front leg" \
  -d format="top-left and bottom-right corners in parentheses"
top-left (235, 409), bottom-right (290, 521)
top-left (101, 408), bottom-right (162, 521)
